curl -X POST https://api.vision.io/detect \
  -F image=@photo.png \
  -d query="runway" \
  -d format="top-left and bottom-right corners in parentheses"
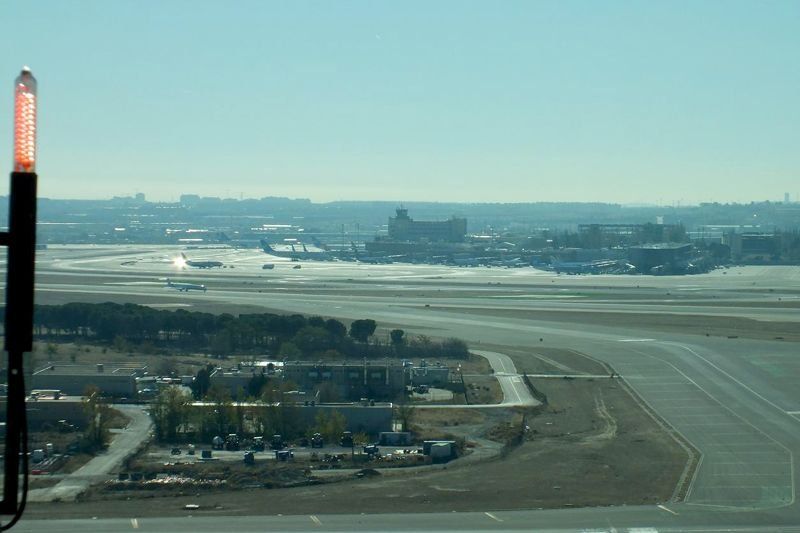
top-left (12, 245), bottom-right (800, 530)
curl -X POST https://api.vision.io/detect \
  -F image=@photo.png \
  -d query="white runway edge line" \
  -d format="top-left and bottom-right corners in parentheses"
top-left (664, 342), bottom-right (796, 421)
top-left (626, 345), bottom-right (795, 510)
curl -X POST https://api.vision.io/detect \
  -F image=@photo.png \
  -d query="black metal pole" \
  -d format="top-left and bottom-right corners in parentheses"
top-left (1, 171), bottom-right (37, 515)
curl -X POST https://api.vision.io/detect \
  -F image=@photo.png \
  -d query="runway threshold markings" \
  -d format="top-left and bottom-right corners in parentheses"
top-left (484, 512), bottom-right (503, 522)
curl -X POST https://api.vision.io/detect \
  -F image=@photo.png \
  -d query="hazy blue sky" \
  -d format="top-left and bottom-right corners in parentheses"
top-left (0, 1), bottom-right (798, 204)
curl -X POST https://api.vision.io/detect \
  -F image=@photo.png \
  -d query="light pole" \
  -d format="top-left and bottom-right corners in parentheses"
top-left (0, 66), bottom-right (38, 529)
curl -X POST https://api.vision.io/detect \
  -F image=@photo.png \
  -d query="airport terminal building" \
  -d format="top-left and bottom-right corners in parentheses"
top-left (628, 243), bottom-right (693, 273)
top-left (388, 208), bottom-right (467, 243)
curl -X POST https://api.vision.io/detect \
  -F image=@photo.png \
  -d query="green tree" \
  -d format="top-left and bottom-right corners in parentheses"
top-left (247, 372), bottom-right (268, 398)
top-left (390, 329), bottom-right (405, 346)
top-left (324, 318), bottom-right (347, 338)
top-left (314, 409), bottom-right (347, 442)
top-left (317, 382), bottom-right (341, 403)
top-left (396, 402), bottom-right (416, 433)
top-left (207, 384), bottom-right (232, 435)
top-left (191, 365), bottom-right (213, 399)
top-left (292, 326), bottom-right (333, 355)
top-left (234, 387), bottom-right (247, 434)
top-left (279, 341), bottom-right (302, 359)
top-left (82, 385), bottom-right (112, 450)
top-left (349, 319), bottom-right (377, 343)
top-left (151, 386), bottom-right (191, 442)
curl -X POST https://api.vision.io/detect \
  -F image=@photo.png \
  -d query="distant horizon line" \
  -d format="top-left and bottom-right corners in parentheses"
top-left (20, 194), bottom-right (799, 208)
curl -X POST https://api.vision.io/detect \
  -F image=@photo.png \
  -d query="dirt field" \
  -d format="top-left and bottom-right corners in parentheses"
top-left (29, 341), bottom-right (216, 377)
top-left (493, 346), bottom-right (609, 376)
top-left (462, 375), bottom-right (502, 404)
top-left (25, 374), bottom-right (688, 519)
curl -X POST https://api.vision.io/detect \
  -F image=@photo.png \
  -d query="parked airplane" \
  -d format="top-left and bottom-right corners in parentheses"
top-left (175, 252), bottom-right (223, 269)
top-left (165, 278), bottom-right (207, 292)
top-left (261, 240), bottom-right (331, 260)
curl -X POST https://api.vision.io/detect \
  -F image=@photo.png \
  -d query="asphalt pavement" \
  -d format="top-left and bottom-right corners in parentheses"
top-left (27, 405), bottom-right (152, 503)
top-left (10, 246), bottom-right (800, 530)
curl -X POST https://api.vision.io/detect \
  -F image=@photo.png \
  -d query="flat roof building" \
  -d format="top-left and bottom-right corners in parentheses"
top-left (724, 232), bottom-right (781, 262)
top-left (283, 360), bottom-right (405, 401)
top-left (407, 366), bottom-right (450, 387)
top-left (388, 208), bottom-right (467, 243)
top-left (209, 368), bottom-right (265, 396)
top-left (31, 363), bottom-right (146, 397)
top-left (628, 243), bottom-right (693, 274)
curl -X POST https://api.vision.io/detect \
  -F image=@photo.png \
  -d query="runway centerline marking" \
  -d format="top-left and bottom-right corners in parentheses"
top-left (484, 512), bottom-right (503, 522)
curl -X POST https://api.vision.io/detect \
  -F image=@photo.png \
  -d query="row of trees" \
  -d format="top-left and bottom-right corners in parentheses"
top-left (151, 385), bottom-right (351, 443)
top-left (13, 303), bottom-right (469, 360)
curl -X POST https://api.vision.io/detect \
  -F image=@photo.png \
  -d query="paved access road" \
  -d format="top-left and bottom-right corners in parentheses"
top-left (27, 405), bottom-right (152, 503)
top-left (14, 245), bottom-right (800, 530)
top-left (13, 506), bottom-right (800, 532)
top-left (471, 350), bottom-right (536, 407)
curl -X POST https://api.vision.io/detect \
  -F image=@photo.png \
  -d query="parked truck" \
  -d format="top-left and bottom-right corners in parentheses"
top-left (363, 444), bottom-right (380, 457)
top-left (270, 434), bottom-right (285, 450)
top-left (225, 434), bottom-right (240, 451)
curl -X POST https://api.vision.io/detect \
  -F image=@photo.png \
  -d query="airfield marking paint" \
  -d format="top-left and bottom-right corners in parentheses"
top-left (665, 342), bottom-right (795, 420)
top-left (657, 504), bottom-right (678, 515)
top-left (310, 515), bottom-right (322, 525)
top-left (484, 512), bottom-right (503, 522)
top-left (625, 345), bottom-right (795, 508)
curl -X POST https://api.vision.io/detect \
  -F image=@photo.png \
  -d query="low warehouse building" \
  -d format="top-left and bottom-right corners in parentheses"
top-left (0, 396), bottom-right (87, 430)
top-left (31, 363), bottom-right (145, 397)
top-left (283, 360), bottom-right (405, 401)
top-left (294, 402), bottom-right (393, 434)
top-left (407, 365), bottom-right (450, 387)
top-left (187, 400), bottom-right (393, 435)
